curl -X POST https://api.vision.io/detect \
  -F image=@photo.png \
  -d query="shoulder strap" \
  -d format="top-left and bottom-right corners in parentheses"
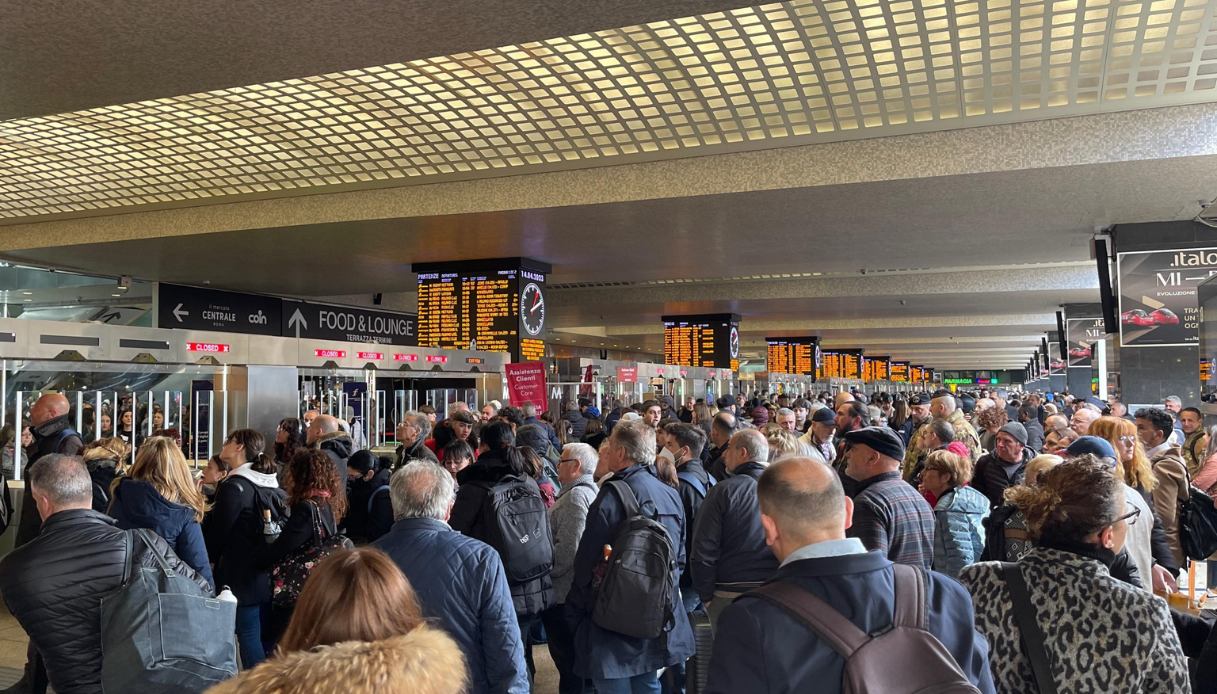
top-left (890, 563), bottom-right (928, 629)
top-left (752, 581), bottom-right (870, 657)
top-left (368, 485), bottom-right (390, 514)
top-left (605, 479), bottom-right (642, 518)
top-left (677, 470), bottom-right (707, 497)
top-left (1001, 562), bottom-right (1058, 694)
top-left (120, 529), bottom-right (135, 585)
top-left (132, 528), bottom-right (175, 578)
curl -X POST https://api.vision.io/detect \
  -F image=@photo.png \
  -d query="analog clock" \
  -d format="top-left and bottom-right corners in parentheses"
top-left (521, 282), bottom-right (546, 336)
top-left (729, 325), bottom-right (740, 359)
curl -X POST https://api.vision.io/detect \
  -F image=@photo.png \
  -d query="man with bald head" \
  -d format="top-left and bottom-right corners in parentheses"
top-left (705, 457), bottom-right (995, 693)
top-left (15, 393), bottom-right (84, 547)
top-left (1070, 406), bottom-right (1100, 436)
top-left (308, 413), bottom-right (355, 479)
top-left (691, 428), bottom-right (778, 627)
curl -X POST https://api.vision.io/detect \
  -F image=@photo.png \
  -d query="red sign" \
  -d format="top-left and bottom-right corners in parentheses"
top-left (426, 355), bottom-right (448, 364)
top-left (466, 357), bottom-right (484, 365)
top-left (186, 342), bottom-right (230, 353)
top-left (617, 366), bottom-right (637, 383)
top-left (579, 365), bottom-right (596, 396)
top-left (505, 361), bottom-right (548, 414)
top-left (314, 349), bottom-right (346, 358)
top-left (680, 369), bottom-right (688, 377)
top-left (357, 351), bottom-right (384, 360)
top-left (393, 353), bottom-right (418, 362)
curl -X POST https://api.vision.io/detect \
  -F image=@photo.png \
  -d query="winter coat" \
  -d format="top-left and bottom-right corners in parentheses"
top-left (207, 624), bottom-right (467, 694)
top-left (523, 416), bottom-right (562, 450)
top-left (86, 459), bottom-right (119, 513)
top-left (109, 477), bottom-right (214, 590)
top-left (707, 549), bottom-right (996, 694)
top-left (690, 461), bottom-right (779, 602)
top-left (566, 463), bottom-right (695, 680)
top-left (374, 517), bottom-right (529, 694)
top-left (903, 411), bottom-right (982, 481)
top-left (450, 451), bottom-right (554, 616)
top-left (676, 458), bottom-right (715, 594)
top-left (397, 437), bottom-right (440, 467)
top-left (202, 464), bottom-right (287, 605)
top-left (960, 546), bottom-right (1189, 692)
top-left (564, 409), bottom-right (589, 440)
top-left (345, 467), bottom-right (392, 543)
top-left (549, 473), bottom-right (598, 603)
top-left (259, 499), bottom-right (338, 571)
top-left (316, 430), bottom-right (355, 473)
top-left (1022, 419), bottom-right (1046, 453)
top-left (930, 485), bottom-right (988, 578)
top-left (0, 509), bottom-right (209, 694)
top-left (971, 446), bottom-right (1035, 510)
top-left (1150, 446), bottom-right (1190, 567)
top-left (14, 416), bottom-right (83, 547)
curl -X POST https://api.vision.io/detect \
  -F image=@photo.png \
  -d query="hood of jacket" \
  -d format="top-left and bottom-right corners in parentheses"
top-left (207, 624), bottom-right (466, 694)
top-left (228, 462), bottom-right (281, 488)
top-left (936, 484), bottom-right (990, 515)
top-left (317, 430), bottom-right (355, 459)
top-left (456, 450), bottom-right (516, 485)
top-left (113, 478), bottom-right (196, 525)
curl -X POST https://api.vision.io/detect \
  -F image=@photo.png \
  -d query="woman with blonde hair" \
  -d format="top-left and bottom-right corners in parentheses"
top-left (81, 436), bottom-right (129, 512)
top-left (919, 449), bottom-right (989, 577)
top-left (209, 548), bottom-right (466, 694)
top-left (108, 436), bottom-right (213, 590)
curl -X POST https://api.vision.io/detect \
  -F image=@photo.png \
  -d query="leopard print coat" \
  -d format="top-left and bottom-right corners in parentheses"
top-left (959, 547), bottom-right (1190, 693)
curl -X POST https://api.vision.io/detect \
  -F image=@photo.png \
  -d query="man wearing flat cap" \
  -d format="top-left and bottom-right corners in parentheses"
top-left (841, 427), bottom-right (935, 569)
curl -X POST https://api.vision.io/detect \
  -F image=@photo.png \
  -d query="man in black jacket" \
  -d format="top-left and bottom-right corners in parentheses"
top-left (395, 410), bottom-right (439, 467)
top-left (691, 428), bottom-right (778, 628)
top-left (14, 393), bottom-right (84, 547)
top-left (705, 411), bottom-right (736, 482)
top-left (665, 423), bottom-right (713, 613)
top-left (0, 455), bottom-right (208, 694)
top-left (971, 422), bottom-right (1035, 510)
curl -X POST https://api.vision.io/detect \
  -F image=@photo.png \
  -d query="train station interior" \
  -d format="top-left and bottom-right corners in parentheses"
top-left (4, 1), bottom-right (1217, 693)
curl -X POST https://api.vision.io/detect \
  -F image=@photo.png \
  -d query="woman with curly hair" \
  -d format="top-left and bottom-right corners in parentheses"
top-left (976, 405), bottom-right (1008, 454)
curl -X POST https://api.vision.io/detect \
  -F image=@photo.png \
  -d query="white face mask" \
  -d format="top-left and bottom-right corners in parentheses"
top-left (656, 447), bottom-right (676, 466)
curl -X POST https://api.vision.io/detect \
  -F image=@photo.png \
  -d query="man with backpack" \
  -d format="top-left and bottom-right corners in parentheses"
top-left (567, 420), bottom-right (694, 693)
top-left (706, 457), bottom-right (996, 694)
top-left (665, 423), bottom-right (714, 614)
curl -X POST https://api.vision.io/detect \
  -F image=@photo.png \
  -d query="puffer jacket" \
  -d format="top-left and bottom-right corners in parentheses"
top-left (960, 546), bottom-right (1189, 692)
top-left (345, 467), bottom-right (392, 543)
top-left (931, 485), bottom-right (989, 578)
top-left (374, 517), bottom-right (529, 694)
top-left (563, 409), bottom-right (589, 440)
top-left (109, 477), bottom-right (214, 591)
top-left (203, 464), bottom-right (287, 605)
top-left (86, 458), bottom-right (119, 513)
top-left (549, 473), bottom-right (598, 603)
top-left (206, 623), bottom-right (467, 694)
top-left (0, 509), bottom-right (209, 694)
top-left (450, 451), bottom-right (554, 616)
top-left (15, 416), bottom-right (84, 547)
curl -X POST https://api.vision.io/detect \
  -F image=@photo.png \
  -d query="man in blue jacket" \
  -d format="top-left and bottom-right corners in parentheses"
top-left (706, 456), bottom-right (995, 694)
top-left (375, 461), bottom-right (529, 694)
top-left (567, 420), bottom-right (695, 693)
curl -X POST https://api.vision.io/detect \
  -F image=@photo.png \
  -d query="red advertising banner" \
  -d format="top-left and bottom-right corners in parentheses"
top-left (579, 364), bottom-right (596, 396)
top-left (617, 366), bottom-right (638, 383)
top-left (505, 361), bottom-right (549, 413)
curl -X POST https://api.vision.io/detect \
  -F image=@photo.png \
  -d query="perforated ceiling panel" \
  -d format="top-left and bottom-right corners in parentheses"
top-left (2, 0), bottom-right (1216, 220)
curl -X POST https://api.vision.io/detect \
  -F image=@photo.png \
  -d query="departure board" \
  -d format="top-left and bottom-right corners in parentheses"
top-left (890, 361), bottom-right (910, 382)
top-left (413, 258), bottom-right (551, 362)
top-left (820, 351), bottom-right (842, 380)
top-left (765, 337), bottom-right (818, 375)
top-left (873, 356), bottom-right (890, 381)
top-left (662, 314), bottom-right (740, 369)
top-left (911, 366), bottom-right (924, 383)
top-left (840, 349), bottom-right (864, 380)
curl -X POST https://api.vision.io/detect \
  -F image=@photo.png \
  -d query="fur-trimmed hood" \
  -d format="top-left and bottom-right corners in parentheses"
top-left (206, 623), bottom-right (466, 694)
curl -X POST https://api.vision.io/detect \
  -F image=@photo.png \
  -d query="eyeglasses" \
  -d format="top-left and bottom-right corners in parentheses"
top-left (1118, 435), bottom-right (1137, 445)
top-left (559, 458), bottom-right (578, 464)
top-left (1113, 506), bottom-right (1141, 526)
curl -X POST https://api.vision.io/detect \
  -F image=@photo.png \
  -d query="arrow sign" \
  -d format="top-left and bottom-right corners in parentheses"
top-left (287, 308), bottom-right (308, 337)
top-left (172, 303), bottom-right (189, 322)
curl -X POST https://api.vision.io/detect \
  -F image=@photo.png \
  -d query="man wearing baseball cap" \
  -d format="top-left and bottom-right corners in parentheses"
top-left (841, 427), bottom-right (935, 569)
top-left (798, 406), bottom-right (837, 466)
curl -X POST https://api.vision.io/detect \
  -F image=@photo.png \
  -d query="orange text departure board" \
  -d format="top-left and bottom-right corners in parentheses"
top-left (890, 361), bottom-right (910, 382)
top-left (840, 350), bottom-right (864, 381)
top-left (766, 337), bottom-right (818, 375)
top-left (663, 314), bottom-right (740, 369)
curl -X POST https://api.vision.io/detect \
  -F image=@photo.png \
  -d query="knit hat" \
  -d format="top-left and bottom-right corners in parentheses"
top-left (347, 450), bottom-right (378, 474)
top-left (998, 422), bottom-right (1028, 447)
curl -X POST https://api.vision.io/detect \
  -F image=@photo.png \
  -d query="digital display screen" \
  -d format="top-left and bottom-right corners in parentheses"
top-left (414, 260), bottom-right (548, 362)
top-left (863, 355), bottom-right (889, 382)
top-left (820, 351), bottom-right (842, 379)
top-left (663, 314), bottom-right (740, 369)
top-left (765, 337), bottom-right (818, 375)
top-left (890, 361), bottom-right (910, 382)
top-left (839, 349), bottom-right (863, 380)
top-left (911, 366), bottom-right (923, 383)
top-left (186, 342), bottom-right (230, 353)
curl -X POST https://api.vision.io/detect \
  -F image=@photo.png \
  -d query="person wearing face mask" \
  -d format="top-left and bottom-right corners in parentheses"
top-left (663, 423), bottom-right (714, 616)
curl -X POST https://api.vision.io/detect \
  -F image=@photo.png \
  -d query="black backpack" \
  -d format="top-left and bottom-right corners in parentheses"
top-left (477, 474), bottom-right (553, 585)
top-left (0, 468), bottom-right (12, 536)
top-left (1179, 484), bottom-right (1217, 560)
top-left (593, 479), bottom-right (678, 640)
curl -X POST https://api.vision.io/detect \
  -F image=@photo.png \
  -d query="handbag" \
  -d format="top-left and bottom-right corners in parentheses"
top-left (100, 529), bottom-right (237, 693)
top-left (1179, 484), bottom-right (1217, 560)
top-left (271, 500), bottom-right (353, 608)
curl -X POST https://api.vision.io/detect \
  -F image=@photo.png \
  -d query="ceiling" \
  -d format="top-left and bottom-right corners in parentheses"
top-left (4, 0), bottom-right (1217, 373)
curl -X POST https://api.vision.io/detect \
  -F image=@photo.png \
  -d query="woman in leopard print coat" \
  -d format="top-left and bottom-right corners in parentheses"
top-left (959, 456), bottom-right (1190, 693)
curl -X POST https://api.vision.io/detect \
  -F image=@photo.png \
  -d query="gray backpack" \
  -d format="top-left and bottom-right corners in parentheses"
top-left (753, 564), bottom-right (980, 694)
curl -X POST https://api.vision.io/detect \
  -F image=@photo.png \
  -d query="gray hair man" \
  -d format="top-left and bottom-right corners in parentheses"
top-left (395, 410), bottom-right (439, 466)
top-left (691, 428), bottom-right (778, 628)
top-left (374, 461), bottom-right (528, 693)
top-left (543, 443), bottom-right (600, 692)
top-left (0, 455), bottom-right (208, 694)
top-left (775, 407), bottom-right (798, 433)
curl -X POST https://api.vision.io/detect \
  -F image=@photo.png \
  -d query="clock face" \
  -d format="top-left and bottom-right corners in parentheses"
top-left (729, 325), bottom-right (740, 359)
top-left (521, 282), bottom-right (546, 336)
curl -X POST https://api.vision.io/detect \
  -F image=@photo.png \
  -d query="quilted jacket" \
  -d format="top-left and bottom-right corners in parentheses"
top-left (930, 484), bottom-right (988, 578)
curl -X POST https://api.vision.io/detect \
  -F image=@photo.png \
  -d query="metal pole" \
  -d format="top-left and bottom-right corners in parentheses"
top-left (208, 390), bottom-right (216, 461)
top-left (13, 391), bottom-right (23, 481)
top-left (94, 392), bottom-right (102, 444)
top-left (75, 391), bottom-right (83, 438)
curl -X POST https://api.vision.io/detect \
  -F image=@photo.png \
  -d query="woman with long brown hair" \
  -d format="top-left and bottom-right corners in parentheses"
top-left (108, 436), bottom-right (213, 590)
top-left (209, 548), bottom-right (466, 694)
top-left (81, 436), bottom-right (129, 512)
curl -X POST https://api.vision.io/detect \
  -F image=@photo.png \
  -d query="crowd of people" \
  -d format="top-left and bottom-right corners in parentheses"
top-left (2, 387), bottom-right (1217, 693)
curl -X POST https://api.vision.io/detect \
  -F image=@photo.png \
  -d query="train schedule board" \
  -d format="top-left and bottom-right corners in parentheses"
top-left (819, 351), bottom-right (842, 380)
top-left (890, 361), bottom-right (910, 382)
top-left (910, 366), bottom-right (923, 383)
top-left (662, 314), bottom-right (740, 370)
top-left (765, 336), bottom-right (818, 375)
top-left (839, 349), bottom-right (864, 381)
top-left (412, 258), bottom-right (551, 362)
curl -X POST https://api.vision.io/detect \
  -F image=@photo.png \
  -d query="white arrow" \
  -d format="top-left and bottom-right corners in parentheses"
top-left (172, 303), bottom-right (189, 322)
top-left (288, 308), bottom-right (308, 337)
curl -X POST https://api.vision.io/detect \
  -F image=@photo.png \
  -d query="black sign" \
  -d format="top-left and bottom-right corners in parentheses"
top-left (157, 284), bottom-right (282, 336)
top-left (1118, 248), bottom-right (1217, 347)
top-left (766, 336), bottom-right (818, 375)
top-left (282, 301), bottom-right (417, 346)
top-left (1066, 317), bottom-right (1104, 368)
top-left (662, 314), bottom-right (740, 370)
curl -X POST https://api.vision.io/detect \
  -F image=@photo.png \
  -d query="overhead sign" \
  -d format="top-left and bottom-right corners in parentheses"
top-left (617, 366), bottom-right (638, 383)
top-left (282, 300), bottom-right (417, 346)
top-left (505, 361), bottom-right (548, 413)
top-left (1118, 247), bottom-right (1217, 347)
top-left (662, 314), bottom-right (740, 370)
top-left (765, 336), bottom-right (818, 375)
top-left (890, 361), bottom-right (910, 382)
top-left (157, 283), bottom-right (281, 336)
top-left (1066, 317), bottom-right (1105, 367)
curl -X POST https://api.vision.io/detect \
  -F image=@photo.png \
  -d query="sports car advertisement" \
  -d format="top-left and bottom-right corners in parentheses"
top-left (1066, 317), bottom-right (1104, 367)
top-left (1117, 248), bottom-right (1217, 347)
